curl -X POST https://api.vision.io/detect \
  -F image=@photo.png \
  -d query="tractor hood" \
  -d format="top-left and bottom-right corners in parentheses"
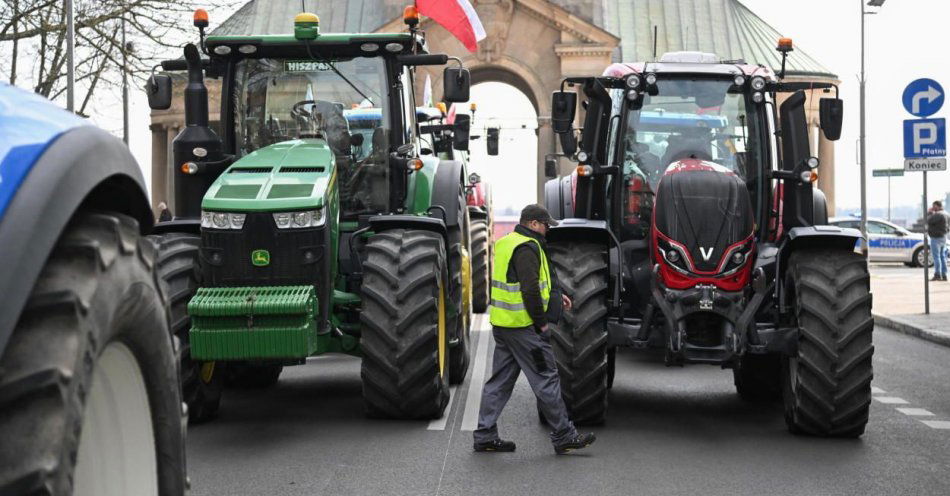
top-left (202, 139), bottom-right (335, 212)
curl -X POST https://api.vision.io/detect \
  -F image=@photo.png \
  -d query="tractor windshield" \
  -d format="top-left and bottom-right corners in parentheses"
top-left (616, 78), bottom-right (763, 239)
top-left (233, 57), bottom-right (391, 217)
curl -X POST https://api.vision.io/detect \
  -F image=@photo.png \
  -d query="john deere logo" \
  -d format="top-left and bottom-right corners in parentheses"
top-left (251, 249), bottom-right (270, 266)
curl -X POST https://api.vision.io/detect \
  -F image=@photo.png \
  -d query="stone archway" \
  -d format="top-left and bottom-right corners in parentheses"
top-left (377, 0), bottom-right (619, 201)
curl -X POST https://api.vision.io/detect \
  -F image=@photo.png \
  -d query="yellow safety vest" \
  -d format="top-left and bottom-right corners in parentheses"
top-left (489, 231), bottom-right (552, 328)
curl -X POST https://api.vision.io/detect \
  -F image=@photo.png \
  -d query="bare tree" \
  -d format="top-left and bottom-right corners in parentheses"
top-left (0, 0), bottom-right (236, 114)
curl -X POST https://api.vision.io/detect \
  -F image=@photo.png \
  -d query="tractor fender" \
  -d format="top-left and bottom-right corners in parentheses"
top-left (0, 124), bottom-right (153, 356)
top-left (547, 218), bottom-right (623, 309)
top-left (776, 225), bottom-right (863, 312)
top-left (430, 160), bottom-right (465, 228)
top-left (368, 214), bottom-right (448, 245)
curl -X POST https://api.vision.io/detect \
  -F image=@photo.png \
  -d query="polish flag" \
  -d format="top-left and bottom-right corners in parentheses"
top-left (417, 0), bottom-right (487, 52)
top-left (446, 103), bottom-right (458, 124)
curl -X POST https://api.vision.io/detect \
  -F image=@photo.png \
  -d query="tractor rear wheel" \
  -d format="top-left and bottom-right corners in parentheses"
top-left (0, 212), bottom-right (185, 495)
top-left (446, 188), bottom-right (472, 385)
top-left (470, 217), bottom-right (491, 313)
top-left (149, 232), bottom-right (224, 423)
top-left (782, 249), bottom-right (874, 437)
top-left (548, 242), bottom-right (610, 425)
top-left (360, 229), bottom-right (451, 419)
top-left (227, 362), bottom-right (283, 389)
top-left (734, 353), bottom-right (781, 401)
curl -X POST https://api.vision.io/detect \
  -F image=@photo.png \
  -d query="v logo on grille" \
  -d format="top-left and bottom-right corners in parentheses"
top-left (699, 246), bottom-right (715, 261)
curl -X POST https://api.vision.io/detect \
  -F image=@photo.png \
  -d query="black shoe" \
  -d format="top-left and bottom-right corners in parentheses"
top-left (554, 432), bottom-right (596, 455)
top-left (474, 439), bottom-right (516, 452)
top-left (943, 276), bottom-right (948, 281)
top-left (932, 276), bottom-right (942, 281)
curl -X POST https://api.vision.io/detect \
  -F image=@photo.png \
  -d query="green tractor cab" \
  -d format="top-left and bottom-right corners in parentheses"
top-left (149, 11), bottom-right (474, 421)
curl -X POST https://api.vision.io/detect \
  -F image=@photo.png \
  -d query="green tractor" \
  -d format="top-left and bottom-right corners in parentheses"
top-left (147, 11), bottom-right (474, 421)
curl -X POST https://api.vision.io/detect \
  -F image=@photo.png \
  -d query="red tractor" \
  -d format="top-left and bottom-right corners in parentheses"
top-left (543, 45), bottom-right (872, 438)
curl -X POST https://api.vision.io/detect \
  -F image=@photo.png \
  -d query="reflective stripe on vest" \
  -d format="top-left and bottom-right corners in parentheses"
top-left (489, 231), bottom-right (552, 328)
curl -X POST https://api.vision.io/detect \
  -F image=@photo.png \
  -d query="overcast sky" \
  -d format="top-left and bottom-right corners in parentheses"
top-left (105, 0), bottom-right (950, 218)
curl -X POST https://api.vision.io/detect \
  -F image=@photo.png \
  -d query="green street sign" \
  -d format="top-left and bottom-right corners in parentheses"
top-left (251, 249), bottom-right (271, 267)
top-left (873, 169), bottom-right (904, 177)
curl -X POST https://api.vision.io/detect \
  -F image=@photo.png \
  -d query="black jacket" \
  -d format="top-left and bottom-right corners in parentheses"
top-left (502, 224), bottom-right (561, 330)
top-left (927, 210), bottom-right (950, 238)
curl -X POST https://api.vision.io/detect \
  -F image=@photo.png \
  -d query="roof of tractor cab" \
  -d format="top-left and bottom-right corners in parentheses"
top-left (205, 32), bottom-right (423, 59)
top-left (603, 52), bottom-right (778, 80)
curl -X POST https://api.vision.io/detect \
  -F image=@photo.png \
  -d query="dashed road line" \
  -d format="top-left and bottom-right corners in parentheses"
top-left (896, 408), bottom-right (935, 417)
top-left (874, 396), bottom-right (910, 405)
top-left (460, 316), bottom-right (492, 432)
top-left (919, 420), bottom-right (950, 430)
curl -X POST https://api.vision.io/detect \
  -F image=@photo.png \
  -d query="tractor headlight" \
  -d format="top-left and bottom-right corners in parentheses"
top-left (751, 76), bottom-right (766, 91)
top-left (273, 209), bottom-right (325, 229)
top-left (201, 211), bottom-right (246, 230)
top-left (625, 74), bottom-right (641, 89)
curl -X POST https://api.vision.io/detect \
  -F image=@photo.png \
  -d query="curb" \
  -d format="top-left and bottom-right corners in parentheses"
top-left (873, 313), bottom-right (950, 348)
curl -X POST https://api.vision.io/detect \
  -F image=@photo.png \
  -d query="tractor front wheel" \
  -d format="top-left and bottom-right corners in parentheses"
top-left (548, 241), bottom-right (610, 425)
top-left (360, 229), bottom-right (451, 419)
top-left (782, 249), bottom-right (874, 437)
top-left (470, 217), bottom-right (491, 313)
top-left (149, 232), bottom-right (224, 423)
top-left (0, 212), bottom-right (185, 495)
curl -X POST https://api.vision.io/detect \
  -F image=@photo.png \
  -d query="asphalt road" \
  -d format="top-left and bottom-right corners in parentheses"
top-left (187, 314), bottom-right (950, 496)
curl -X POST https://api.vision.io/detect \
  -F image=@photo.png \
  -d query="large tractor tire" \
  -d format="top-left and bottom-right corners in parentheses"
top-left (227, 362), bottom-right (283, 389)
top-left (548, 241), bottom-right (610, 425)
top-left (360, 229), bottom-right (451, 419)
top-left (734, 353), bottom-right (781, 401)
top-left (470, 217), bottom-right (491, 313)
top-left (782, 249), bottom-right (874, 437)
top-left (0, 212), bottom-right (186, 495)
top-left (446, 185), bottom-right (472, 385)
top-left (150, 232), bottom-right (224, 423)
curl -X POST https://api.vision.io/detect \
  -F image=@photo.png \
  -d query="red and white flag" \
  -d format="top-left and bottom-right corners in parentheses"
top-left (417, 0), bottom-right (486, 52)
top-left (446, 103), bottom-right (458, 124)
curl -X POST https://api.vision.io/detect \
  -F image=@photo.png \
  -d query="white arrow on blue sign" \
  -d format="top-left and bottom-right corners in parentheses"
top-left (904, 118), bottom-right (946, 158)
top-left (902, 78), bottom-right (945, 118)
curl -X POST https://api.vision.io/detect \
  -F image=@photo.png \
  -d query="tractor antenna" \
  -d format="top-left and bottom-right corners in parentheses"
top-left (652, 25), bottom-right (658, 61)
top-left (301, 0), bottom-right (306, 12)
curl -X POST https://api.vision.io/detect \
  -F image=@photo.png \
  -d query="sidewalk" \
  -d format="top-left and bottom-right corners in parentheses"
top-left (869, 264), bottom-right (950, 348)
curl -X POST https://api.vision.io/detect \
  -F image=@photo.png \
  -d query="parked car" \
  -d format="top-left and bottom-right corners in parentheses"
top-left (830, 216), bottom-right (932, 267)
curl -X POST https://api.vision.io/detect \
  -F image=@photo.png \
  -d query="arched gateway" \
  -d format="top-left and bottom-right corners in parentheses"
top-left (150, 0), bottom-right (840, 212)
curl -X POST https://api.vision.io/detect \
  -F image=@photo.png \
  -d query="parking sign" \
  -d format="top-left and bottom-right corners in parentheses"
top-left (903, 118), bottom-right (946, 159)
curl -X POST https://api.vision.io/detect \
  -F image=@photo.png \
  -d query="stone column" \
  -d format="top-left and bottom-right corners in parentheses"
top-left (150, 123), bottom-right (168, 216)
top-left (818, 131), bottom-right (836, 215)
top-left (536, 116), bottom-right (556, 203)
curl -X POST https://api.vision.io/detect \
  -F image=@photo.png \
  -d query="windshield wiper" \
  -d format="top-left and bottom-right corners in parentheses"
top-left (304, 41), bottom-right (377, 105)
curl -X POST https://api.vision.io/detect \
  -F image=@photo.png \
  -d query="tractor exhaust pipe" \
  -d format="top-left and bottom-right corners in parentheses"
top-left (170, 43), bottom-right (224, 220)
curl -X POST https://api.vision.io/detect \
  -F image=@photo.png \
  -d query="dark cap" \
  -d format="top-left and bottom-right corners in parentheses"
top-left (519, 204), bottom-right (559, 227)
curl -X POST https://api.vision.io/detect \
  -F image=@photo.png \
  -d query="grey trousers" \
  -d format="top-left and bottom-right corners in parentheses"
top-left (473, 326), bottom-right (578, 445)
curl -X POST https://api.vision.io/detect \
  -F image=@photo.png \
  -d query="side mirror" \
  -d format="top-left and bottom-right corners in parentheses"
top-left (486, 127), bottom-right (499, 156)
top-left (146, 74), bottom-right (172, 110)
top-left (819, 98), bottom-right (843, 141)
top-left (551, 91), bottom-right (576, 134)
top-left (443, 67), bottom-right (470, 103)
top-left (453, 114), bottom-right (471, 151)
top-left (544, 157), bottom-right (557, 178)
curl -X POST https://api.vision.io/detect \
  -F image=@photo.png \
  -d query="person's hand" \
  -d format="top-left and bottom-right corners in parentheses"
top-left (539, 324), bottom-right (549, 333)
top-left (562, 294), bottom-right (572, 311)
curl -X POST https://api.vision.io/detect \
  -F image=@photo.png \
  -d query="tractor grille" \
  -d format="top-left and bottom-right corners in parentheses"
top-left (200, 212), bottom-right (327, 288)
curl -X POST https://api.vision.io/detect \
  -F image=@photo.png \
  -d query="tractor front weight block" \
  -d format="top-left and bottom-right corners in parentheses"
top-left (188, 285), bottom-right (322, 360)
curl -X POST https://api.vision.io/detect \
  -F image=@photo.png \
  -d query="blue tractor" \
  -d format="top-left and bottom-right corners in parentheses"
top-left (0, 84), bottom-right (185, 495)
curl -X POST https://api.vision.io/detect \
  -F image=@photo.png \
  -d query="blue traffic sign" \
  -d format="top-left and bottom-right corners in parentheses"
top-left (903, 118), bottom-right (946, 159)
top-left (902, 78), bottom-right (944, 117)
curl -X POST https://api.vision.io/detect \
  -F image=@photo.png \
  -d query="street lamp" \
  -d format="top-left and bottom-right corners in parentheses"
top-left (860, 0), bottom-right (885, 256)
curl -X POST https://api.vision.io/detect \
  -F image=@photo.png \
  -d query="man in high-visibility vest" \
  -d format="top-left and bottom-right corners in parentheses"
top-left (473, 204), bottom-right (596, 455)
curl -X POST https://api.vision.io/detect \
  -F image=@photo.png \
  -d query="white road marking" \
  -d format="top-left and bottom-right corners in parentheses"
top-left (874, 396), bottom-right (910, 405)
top-left (460, 315), bottom-right (492, 432)
top-left (427, 386), bottom-right (458, 431)
top-left (919, 420), bottom-right (950, 430)
top-left (871, 386), bottom-right (887, 394)
top-left (896, 408), bottom-right (935, 417)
